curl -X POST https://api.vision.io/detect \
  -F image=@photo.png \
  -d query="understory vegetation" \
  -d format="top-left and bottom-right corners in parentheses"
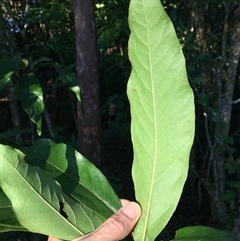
top-left (0, 0), bottom-right (240, 240)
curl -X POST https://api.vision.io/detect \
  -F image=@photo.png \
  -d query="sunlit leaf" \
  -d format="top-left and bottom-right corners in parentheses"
top-left (0, 145), bottom-right (111, 240)
top-left (23, 139), bottom-right (121, 219)
top-left (127, 1), bottom-right (195, 241)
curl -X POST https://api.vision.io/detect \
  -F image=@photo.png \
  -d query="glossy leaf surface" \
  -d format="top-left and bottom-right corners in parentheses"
top-left (172, 226), bottom-right (239, 241)
top-left (0, 144), bottom-right (119, 240)
top-left (23, 139), bottom-right (121, 218)
top-left (18, 73), bottom-right (44, 135)
top-left (127, 1), bottom-right (195, 241)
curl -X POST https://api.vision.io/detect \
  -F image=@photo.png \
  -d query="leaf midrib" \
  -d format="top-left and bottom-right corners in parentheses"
top-left (141, 1), bottom-right (158, 241)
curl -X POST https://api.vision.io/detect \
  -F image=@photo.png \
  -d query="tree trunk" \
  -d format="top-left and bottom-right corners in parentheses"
top-left (211, 5), bottom-right (240, 225)
top-left (73, 0), bottom-right (101, 167)
top-left (0, 4), bottom-right (4, 56)
top-left (233, 214), bottom-right (240, 238)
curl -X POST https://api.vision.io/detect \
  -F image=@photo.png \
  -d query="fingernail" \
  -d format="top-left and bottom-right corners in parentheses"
top-left (122, 202), bottom-right (141, 220)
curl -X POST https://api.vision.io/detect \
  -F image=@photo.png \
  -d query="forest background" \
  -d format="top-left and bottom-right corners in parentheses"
top-left (0, 0), bottom-right (240, 240)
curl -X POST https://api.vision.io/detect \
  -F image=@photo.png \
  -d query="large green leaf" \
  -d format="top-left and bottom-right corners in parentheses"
top-left (172, 226), bottom-right (239, 241)
top-left (127, 1), bottom-right (195, 241)
top-left (0, 58), bottom-right (22, 91)
top-left (22, 139), bottom-right (121, 218)
top-left (0, 145), bottom-right (111, 240)
top-left (18, 73), bottom-right (44, 135)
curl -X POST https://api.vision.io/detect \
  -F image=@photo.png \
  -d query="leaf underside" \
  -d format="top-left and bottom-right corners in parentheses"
top-left (127, 1), bottom-right (195, 241)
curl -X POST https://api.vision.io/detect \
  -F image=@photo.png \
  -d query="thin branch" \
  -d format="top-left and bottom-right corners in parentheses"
top-left (232, 98), bottom-right (240, 104)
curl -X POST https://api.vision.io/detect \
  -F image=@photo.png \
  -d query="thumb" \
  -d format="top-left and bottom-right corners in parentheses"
top-left (76, 201), bottom-right (141, 241)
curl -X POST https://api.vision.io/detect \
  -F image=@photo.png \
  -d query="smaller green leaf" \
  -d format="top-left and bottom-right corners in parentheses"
top-left (0, 58), bottom-right (22, 91)
top-left (198, 93), bottom-right (208, 107)
top-left (225, 162), bottom-right (235, 175)
top-left (0, 189), bottom-right (26, 232)
top-left (18, 73), bottom-right (44, 135)
top-left (222, 190), bottom-right (236, 201)
top-left (192, 77), bottom-right (204, 84)
top-left (172, 226), bottom-right (239, 241)
top-left (54, 65), bottom-right (80, 101)
top-left (28, 57), bottom-right (81, 101)
top-left (225, 136), bottom-right (234, 145)
top-left (0, 128), bottom-right (32, 141)
top-left (32, 60), bottom-right (80, 101)
top-left (31, 57), bottom-right (55, 69)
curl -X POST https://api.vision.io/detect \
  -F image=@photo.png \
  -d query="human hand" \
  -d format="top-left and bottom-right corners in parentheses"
top-left (48, 199), bottom-right (141, 241)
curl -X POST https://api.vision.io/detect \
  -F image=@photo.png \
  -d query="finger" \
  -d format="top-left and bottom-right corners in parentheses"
top-left (47, 237), bottom-right (62, 241)
top-left (47, 200), bottom-right (127, 241)
top-left (120, 199), bottom-right (131, 207)
top-left (75, 201), bottom-right (141, 241)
